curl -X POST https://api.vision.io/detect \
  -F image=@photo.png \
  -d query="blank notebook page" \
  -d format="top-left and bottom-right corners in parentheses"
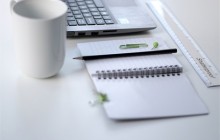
top-left (78, 38), bottom-right (209, 120)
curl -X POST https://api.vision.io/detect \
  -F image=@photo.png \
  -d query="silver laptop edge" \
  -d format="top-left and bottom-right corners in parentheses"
top-left (66, 0), bottom-right (156, 37)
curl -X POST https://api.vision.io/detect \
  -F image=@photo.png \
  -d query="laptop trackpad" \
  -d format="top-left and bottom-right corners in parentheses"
top-left (104, 0), bottom-right (137, 7)
top-left (109, 7), bottom-right (149, 25)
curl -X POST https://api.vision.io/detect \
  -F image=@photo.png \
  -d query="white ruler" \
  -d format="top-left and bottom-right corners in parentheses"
top-left (146, 1), bottom-right (220, 87)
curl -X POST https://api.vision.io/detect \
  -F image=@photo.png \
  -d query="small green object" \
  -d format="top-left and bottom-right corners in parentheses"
top-left (152, 42), bottom-right (159, 49)
top-left (97, 92), bottom-right (109, 103)
top-left (119, 43), bottom-right (148, 49)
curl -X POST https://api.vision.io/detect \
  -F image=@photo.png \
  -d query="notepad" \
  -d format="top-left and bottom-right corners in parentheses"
top-left (77, 38), bottom-right (209, 120)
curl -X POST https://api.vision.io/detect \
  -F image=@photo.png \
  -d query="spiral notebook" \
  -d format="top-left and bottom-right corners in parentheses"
top-left (77, 38), bottom-right (208, 120)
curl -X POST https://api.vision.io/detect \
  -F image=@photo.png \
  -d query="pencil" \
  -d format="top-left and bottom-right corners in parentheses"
top-left (73, 48), bottom-right (177, 61)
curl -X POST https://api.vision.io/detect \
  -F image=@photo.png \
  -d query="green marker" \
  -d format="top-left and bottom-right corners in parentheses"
top-left (119, 43), bottom-right (148, 49)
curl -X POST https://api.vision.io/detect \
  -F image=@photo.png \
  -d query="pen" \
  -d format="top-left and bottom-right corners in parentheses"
top-left (73, 48), bottom-right (177, 61)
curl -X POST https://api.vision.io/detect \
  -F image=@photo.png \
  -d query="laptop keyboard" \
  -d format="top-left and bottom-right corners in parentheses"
top-left (64, 0), bottom-right (115, 26)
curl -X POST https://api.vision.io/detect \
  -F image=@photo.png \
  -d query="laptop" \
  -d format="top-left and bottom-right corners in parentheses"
top-left (63, 0), bottom-right (156, 37)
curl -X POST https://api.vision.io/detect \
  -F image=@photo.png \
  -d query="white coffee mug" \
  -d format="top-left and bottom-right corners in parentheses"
top-left (11, 0), bottom-right (67, 78)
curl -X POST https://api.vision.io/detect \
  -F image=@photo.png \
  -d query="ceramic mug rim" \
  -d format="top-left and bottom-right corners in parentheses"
top-left (11, 0), bottom-right (67, 21)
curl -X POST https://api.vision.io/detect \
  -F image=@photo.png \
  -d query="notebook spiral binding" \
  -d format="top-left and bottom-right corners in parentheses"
top-left (92, 65), bottom-right (183, 79)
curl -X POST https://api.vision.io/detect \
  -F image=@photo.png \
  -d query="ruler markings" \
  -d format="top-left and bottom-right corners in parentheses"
top-left (147, 1), bottom-right (220, 87)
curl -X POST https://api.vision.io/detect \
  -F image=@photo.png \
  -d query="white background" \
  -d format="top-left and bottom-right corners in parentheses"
top-left (0, 0), bottom-right (220, 140)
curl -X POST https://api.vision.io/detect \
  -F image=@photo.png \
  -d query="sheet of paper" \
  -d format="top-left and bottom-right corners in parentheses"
top-left (94, 74), bottom-right (208, 120)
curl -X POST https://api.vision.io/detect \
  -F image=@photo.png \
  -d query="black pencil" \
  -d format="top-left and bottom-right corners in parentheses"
top-left (73, 48), bottom-right (177, 61)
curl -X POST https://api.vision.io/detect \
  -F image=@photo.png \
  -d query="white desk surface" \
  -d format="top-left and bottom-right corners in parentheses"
top-left (0, 0), bottom-right (219, 140)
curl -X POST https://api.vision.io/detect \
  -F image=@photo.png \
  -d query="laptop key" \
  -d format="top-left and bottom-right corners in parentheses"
top-left (100, 12), bottom-right (108, 16)
top-left (67, 12), bottom-right (74, 17)
top-left (77, 2), bottom-right (86, 6)
top-left (71, 7), bottom-right (79, 11)
top-left (85, 17), bottom-right (96, 25)
top-left (67, 8), bottom-right (72, 13)
top-left (77, 19), bottom-right (87, 25)
top-left (81, 9), bottom-right (90, 13)
top-left (73, 11), bottom-right (81, 15)
top-left (105, 20), bottom-right (114, 24)
top-left (69, 3), bottom-right (77, 7)
top-left (91, 12), bottom-right (100, 16)
top-left (103, 16), bottom-right (111, 20)
top-left (93, 15), bottom-right (102, 19)
top-left (79, 5), bottom-right (87, 9)
top-left (67, 17), bottom-right (76, 20)
top-left (98, 8), bottom-right (106, 12)
top-left (87, 4), bottom-right (96, 8)
top-left (68, 20), bottom-right (77, 26)
top-left (68, 0), bottom-right (76, 2)
top-left (95, 19), bottom-right (105, 25)
top-left (85, 1), bottom-right (94, 4)
top-left (75, 14), bottom-right (84, 19)
top-left (66, 0), bottom-right (115, 27)
top-left (83, 13), bottom-right (92, 17)
top-left (90, 8), bottom-right (98, 12)
top-left (93, 0), bottom-right (104, 8)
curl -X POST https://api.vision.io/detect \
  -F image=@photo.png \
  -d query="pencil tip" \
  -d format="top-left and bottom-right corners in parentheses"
top-left (73, 57), bottom-right (82, 60)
